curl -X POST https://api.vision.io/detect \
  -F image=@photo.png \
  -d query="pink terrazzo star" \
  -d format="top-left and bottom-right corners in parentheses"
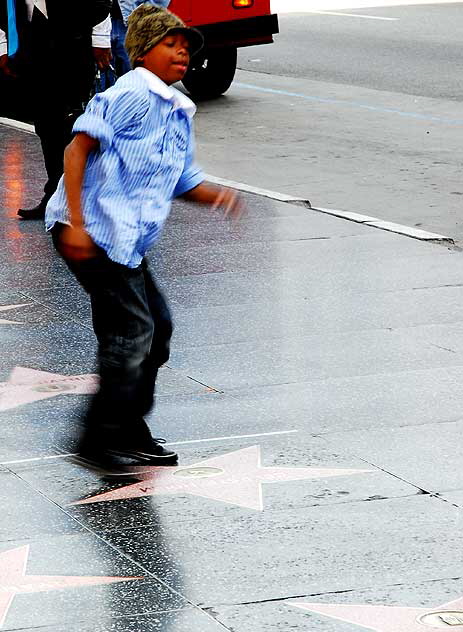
top-left (0, 367), bottom-right (98, 411)
top-left (0, 304), bottom-right (31, 325)
top-left (73, 445), bottom-right (372, 510)
top-left (290, 595), bottom-right (463, 630)
top-left (0, 545), bottom-right (141, 628)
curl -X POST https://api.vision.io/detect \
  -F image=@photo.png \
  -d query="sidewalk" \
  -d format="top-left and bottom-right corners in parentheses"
top-left (1, 122), bottom-right (463, 631)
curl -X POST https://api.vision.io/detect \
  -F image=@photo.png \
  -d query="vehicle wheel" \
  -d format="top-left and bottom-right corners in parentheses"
top-left (182, 47), bottom-right (237, 99)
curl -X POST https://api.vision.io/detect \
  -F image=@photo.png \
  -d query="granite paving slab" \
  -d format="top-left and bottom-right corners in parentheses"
top-left (318, 419), bottom-right (463, 494)
top-left (97, 495), bottom-right (460, 607)
top-left (169, 325), bottom-right (463, 390)
top-left (0, 471), bottom-right (83, 542)
top-left (148, 232), bottom-right (447, 279)
top-left (222, 365), bottom-right (463, 435)
top-left (169, 284), bottom-right (463, 348)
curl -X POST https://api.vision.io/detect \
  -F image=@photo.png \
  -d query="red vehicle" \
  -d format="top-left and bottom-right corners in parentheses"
top-left (169, 0), bottom-right (279, 98)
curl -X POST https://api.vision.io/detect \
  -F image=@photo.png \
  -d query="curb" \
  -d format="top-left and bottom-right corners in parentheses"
top-left (205, 174), bottom-right (453, 244)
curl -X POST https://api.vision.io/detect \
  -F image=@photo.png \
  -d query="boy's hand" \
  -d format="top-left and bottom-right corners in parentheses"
top-left (58, 225), bottom-right (98, 261)
top-left (182, 183), bottom-right (245, 219)
top-left (211, 187), bottom-right (244, 220)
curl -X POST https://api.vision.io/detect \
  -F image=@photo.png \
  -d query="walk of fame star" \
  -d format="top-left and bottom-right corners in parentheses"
top-left (0, 545), bottom-right (141, 628)
top-left (73, 445), bottom-right (372, 510)
top-left (0, 367), bottom-right (98, 412)
top-left (290, 595), bottom-right (463, 630)
top-left (0, 304), bottom-right (31, 325)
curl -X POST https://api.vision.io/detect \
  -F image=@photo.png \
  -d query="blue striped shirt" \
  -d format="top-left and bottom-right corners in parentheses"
top-left (45, 67), bottom-right (204, 268)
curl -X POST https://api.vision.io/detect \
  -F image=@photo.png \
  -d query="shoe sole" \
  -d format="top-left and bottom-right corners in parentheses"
top-left (109, 449), bottom-right (178, 466)
top-left (70, 454), bottom-right (142, 477)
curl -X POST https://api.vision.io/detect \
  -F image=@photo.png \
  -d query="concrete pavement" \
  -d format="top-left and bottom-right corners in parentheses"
top-left (1, 122), bottom-right (463, 631)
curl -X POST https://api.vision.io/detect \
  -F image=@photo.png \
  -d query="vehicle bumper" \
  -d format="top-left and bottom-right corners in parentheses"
top-left (196, 14), bottom-right (279, 49)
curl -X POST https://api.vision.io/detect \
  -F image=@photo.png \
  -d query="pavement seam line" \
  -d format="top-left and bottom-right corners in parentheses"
top-left (355, 456), bottom-right (461, 509)
top-left (204, 576), bottom-right (463, 610)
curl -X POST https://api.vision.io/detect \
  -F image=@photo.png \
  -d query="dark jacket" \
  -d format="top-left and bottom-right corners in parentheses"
top-left (0, 0), bottom-right (112, 40)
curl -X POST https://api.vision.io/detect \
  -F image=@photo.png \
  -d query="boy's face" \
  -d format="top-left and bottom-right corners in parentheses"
top-left (139, 33), bottom-right (191, 85)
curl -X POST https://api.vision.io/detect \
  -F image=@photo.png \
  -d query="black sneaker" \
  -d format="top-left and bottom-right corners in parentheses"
top-left (110, 438), bottom-right (178, 465)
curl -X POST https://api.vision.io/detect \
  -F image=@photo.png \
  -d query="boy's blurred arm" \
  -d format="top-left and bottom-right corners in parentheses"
top-left (182, 182), bottom-right (244, 219)
top-left (59, 133), bottom-right (100, 261)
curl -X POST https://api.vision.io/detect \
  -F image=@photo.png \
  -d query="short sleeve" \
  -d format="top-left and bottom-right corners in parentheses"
top-left (173, 123), bottom-right (205, 197)
top-left (73, 88), bottom-right (150, 149)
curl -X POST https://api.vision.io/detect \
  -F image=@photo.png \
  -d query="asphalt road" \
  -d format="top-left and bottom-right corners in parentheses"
top-left (239, 3), bottom-right (463, 101)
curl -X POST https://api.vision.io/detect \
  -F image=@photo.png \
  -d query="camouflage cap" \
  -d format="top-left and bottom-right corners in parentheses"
top-left (125, 3), bottom-right (204, 68)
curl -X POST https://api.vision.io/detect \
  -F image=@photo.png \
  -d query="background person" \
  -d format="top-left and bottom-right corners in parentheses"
top-left (0, 0), bottom-right (112, 220)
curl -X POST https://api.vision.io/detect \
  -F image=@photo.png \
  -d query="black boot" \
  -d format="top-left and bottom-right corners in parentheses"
top-left (17, 197), bottom-right (48, 220)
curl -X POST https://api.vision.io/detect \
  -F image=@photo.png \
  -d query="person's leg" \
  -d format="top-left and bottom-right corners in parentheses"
top-left (110, 17), bottom-right (132, 77)
top-left (82, 260), bottom-right (156, 449)
top-left (17, 9), bottom-right (56, 218)
top-left (18, 22), bottom-right (95, 219)
top-left (34, 109), bottom-right (69, 198)
top-left (108, 260), bottom-right (177, 463)
top-left (83, 256), bottom-right (177, 464)
top-left (51, 226), bottom-right (177, 464)
top-left (135, 260), bottom-right (173, 421)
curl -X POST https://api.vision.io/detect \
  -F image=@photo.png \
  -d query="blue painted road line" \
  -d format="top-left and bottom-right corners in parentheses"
top-left (235, 82), bottom-right (463, 126)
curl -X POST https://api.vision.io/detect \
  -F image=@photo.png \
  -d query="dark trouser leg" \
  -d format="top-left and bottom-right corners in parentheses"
top-left (34, 114), bottom-right (72, 200)
top-left (34, 63), bottom-right (94, 202)
top-left (86, 259), bottom-right (159, 449)
top-left (135, 261), bottom-right (173, 421)
top-left (28, 11), bottom-right (95, 204)
top-left (51, 233), bottom-right (168, 450)
top-left (111, 17), bottom-right (132, 77)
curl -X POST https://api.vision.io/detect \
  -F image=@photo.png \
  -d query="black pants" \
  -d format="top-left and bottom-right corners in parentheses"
top-left (21, 9), bottom-right (95, 201)
top-left (52, 226), bottom-right (173, 450)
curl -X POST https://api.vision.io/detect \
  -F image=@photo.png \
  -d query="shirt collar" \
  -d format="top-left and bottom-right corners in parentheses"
top-left (134, 67), bottom-right (196, 118)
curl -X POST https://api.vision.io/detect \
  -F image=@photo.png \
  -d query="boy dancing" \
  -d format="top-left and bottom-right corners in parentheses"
top-left (45, 4), bottom-right (241, 472)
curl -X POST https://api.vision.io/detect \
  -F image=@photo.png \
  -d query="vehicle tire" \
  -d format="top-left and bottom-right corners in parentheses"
top-left (182, 47), bottom-right (237, 99)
